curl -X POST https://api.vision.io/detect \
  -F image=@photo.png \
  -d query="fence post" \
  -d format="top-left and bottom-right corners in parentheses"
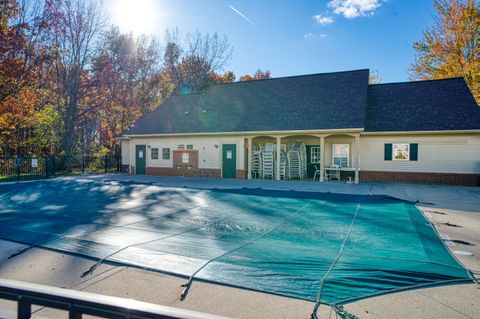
top-left (82, 155), bottom-right (85, 174)
top-left (17, 299), bottom-right (32, 319)
top-left (104, 155), bottom-right (108, 173)
top-left (15, 156), bottom-right (21, 182)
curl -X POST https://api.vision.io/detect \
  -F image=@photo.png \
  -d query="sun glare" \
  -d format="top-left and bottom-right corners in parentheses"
top-left (112, 0), bottom-right (159, 34)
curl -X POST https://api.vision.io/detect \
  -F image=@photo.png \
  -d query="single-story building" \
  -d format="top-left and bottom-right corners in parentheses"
top-left (118, 69), bottom-right (480, 186)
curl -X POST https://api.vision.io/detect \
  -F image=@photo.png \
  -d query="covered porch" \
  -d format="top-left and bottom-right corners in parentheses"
top-left (245, 132), bottom-right (361, 184)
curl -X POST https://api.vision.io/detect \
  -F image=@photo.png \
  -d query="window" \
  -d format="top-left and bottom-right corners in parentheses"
top-left (186, 144), bottom-right (193, 150)
top-left (310, 146), bottom-right (321, 163)
top-left (384, 143), bottom-right (418, 161)
top-left (182, 152), bottom-right (190, 163)
top-left (393, 143), bottom-right (409, 160)
top-left (162, 148), bottom-right (170, 160)
top-left (151, 148), bottom-right (159, 159)
top-left (332, 144), bottom-right (349, 167)
top-left (178, 144), bottom-right (185, 149)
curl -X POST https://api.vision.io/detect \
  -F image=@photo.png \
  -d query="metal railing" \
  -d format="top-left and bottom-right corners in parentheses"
top-left (0, 278), bottom-right (230, 319)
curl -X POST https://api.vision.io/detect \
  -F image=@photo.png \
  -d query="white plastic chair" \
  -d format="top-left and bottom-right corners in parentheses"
top-left (313, 165), bottom-right (321, 181)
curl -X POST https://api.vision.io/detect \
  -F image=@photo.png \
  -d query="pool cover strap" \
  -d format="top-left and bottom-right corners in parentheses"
top-left (310, 203), bottom-right (361, 319)
top-left (180, 200), bottom-right (314, 300)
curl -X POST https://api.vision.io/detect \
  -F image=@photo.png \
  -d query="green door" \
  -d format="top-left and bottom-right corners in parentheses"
top-left (306, 145), bottom-right (321, 179)
top-left (222, 144), bottom-right (236, 178)
top-left (135, 145), bottom-right (146, 174)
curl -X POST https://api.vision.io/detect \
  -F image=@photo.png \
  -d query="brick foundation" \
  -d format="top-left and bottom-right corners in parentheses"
top-left (236, 170), bottom-right (246, 179)
top-left (145, 167), bottom-right (247, 179)
top-left (360, 171), bottom-right (480, 186)
top-left (146, 167), bottom-right (221, 178)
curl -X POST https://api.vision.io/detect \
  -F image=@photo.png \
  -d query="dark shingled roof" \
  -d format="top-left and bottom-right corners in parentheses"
top-left (121, 70), bottom-right (480, 136)
top-left (123, 69), bottom-right (369, 135)
top-left (365, 78), bottom-right (480, 132)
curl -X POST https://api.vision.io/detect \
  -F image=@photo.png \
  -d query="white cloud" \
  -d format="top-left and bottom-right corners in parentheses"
top-left (313, 15), bottom-right (334, 25)
top-left (304, 32), bottom-right (327, 39)
top-left (328, 0), bottom-right (382, 19)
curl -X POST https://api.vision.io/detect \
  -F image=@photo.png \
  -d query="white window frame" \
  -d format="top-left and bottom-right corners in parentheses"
top-left (178, 144), bottom-right (185, 150)
top-left (151, 148), bottom-right (159, 160)
top-left (332, 144), bottom-right (349, 167)
top-left (162, 148), bottom-right (170, 160)
top-left (310, 146), bottom-right (321, 164)
top-left (392, 143), bottom-right (410, 161)
top-left (186, 144), bottom-right (193, 150)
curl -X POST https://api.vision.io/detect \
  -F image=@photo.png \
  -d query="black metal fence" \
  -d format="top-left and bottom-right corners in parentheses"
top-left (0, 154), bottom-right (121, 182)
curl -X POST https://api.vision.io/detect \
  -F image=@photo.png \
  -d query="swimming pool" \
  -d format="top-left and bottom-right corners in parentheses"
top-left (0, 178), bottom-right (473, 310)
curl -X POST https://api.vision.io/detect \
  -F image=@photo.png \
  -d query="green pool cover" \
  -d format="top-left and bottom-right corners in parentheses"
top-left (0, 179), bottom-right (473, 308)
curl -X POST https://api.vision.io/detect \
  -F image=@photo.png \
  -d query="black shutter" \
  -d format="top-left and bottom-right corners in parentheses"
top-left (384, 144), bottom-right (392, 161)
top-left (410, 143), bottom-right (418, 161)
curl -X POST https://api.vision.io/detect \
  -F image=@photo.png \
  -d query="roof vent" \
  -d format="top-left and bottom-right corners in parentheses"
top-left (202, 110), bottom-right (207, 114)
top-left (184, 111), bottom-right (189, 115)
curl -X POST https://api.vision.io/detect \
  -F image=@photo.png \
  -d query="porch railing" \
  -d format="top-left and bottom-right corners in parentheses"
top-left (0, 278), bottom-right (229, 319)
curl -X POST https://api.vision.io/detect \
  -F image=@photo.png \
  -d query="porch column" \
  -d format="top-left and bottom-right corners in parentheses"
top-left (355, 135), bottom-right (360, 184)
top-left (247, 137), bottom-right (252, 179)
top-left (320, 136), bottom-right (325, 182)
top-left (276, 137), bottom-right (281, 180)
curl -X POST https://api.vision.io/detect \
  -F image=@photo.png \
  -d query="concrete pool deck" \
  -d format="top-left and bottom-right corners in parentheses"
top-left (0, 174), bottom-right (479, 319)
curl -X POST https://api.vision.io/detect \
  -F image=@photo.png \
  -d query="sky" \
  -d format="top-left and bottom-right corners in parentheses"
top-left (104, 0), bottom-right (438, 83)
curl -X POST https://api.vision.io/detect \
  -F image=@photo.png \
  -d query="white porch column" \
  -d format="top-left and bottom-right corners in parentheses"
top-left (276, 137), bottom-right (281, 180)
top-left (247, 137), bottom-right (252, 179)
top-left (320, 136), bottom-right (325, 182)
top-left (355, 135), bottom-right (360, 184)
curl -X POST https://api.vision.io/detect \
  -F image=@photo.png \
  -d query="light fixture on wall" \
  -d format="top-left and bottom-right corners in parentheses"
top-left (214, 144), bottom-right (219, 148)
top-left (147, 145), bottom-right (151, 148)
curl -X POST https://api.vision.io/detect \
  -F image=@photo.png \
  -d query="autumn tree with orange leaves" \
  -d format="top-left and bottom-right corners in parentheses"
top-left (240, 69), bottom-right (271, 81)
top-left (0, 0), bottom-right (56, 155)
top-left (410, 0), bottom-right (479, 104)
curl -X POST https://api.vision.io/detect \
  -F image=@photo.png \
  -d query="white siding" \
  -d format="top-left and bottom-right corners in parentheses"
top-left (360, 134), bottom-right (480, 174)
top-left (125, 136), bottom-right (245, 170)
top-left (121, 140), bottom-right (130, 165)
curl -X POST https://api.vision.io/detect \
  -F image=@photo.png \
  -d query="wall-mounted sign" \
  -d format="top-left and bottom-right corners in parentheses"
top-left (226, 150), bottom-right (233, 159)
top-left (31, 158), bottom-right (38, 168)
top-left (15, 157), bottom-right (22, 168)
top-left (182, 152), bottom-right (189, 163)
top-left (138, 150), bottom-right (143, 158)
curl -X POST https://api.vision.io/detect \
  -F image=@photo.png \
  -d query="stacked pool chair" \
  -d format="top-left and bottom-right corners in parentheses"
top-left (287, 142), bottom-right (307, 180)
top-left (279, 155), bottom-right (288, 180)
top-left (250, 146), bottom-right (263, 179)
top-left (262, 143), bottom-right (275, 179)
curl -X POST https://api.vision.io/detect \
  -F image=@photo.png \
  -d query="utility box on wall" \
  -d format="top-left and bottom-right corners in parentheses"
top-left (173, 150), bottom-right (199, 175)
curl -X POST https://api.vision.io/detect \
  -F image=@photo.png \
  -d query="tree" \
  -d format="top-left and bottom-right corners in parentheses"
top-left (89, 27), bottom-right (171, 151)
top-left (239, 69), bottom-right (271, 81)
top-left (163, 29), bottom-right (233, 93)
top-left (43, 0), bottom-right (105, 165)
top-left (410, 0), bottom-right (479, 104)
top-left (368, 70), bottom-right (382, 84)
top-left (0, 0), bottom-right (53, 155)
top-left (209, 71), bottom-right (236, 83)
